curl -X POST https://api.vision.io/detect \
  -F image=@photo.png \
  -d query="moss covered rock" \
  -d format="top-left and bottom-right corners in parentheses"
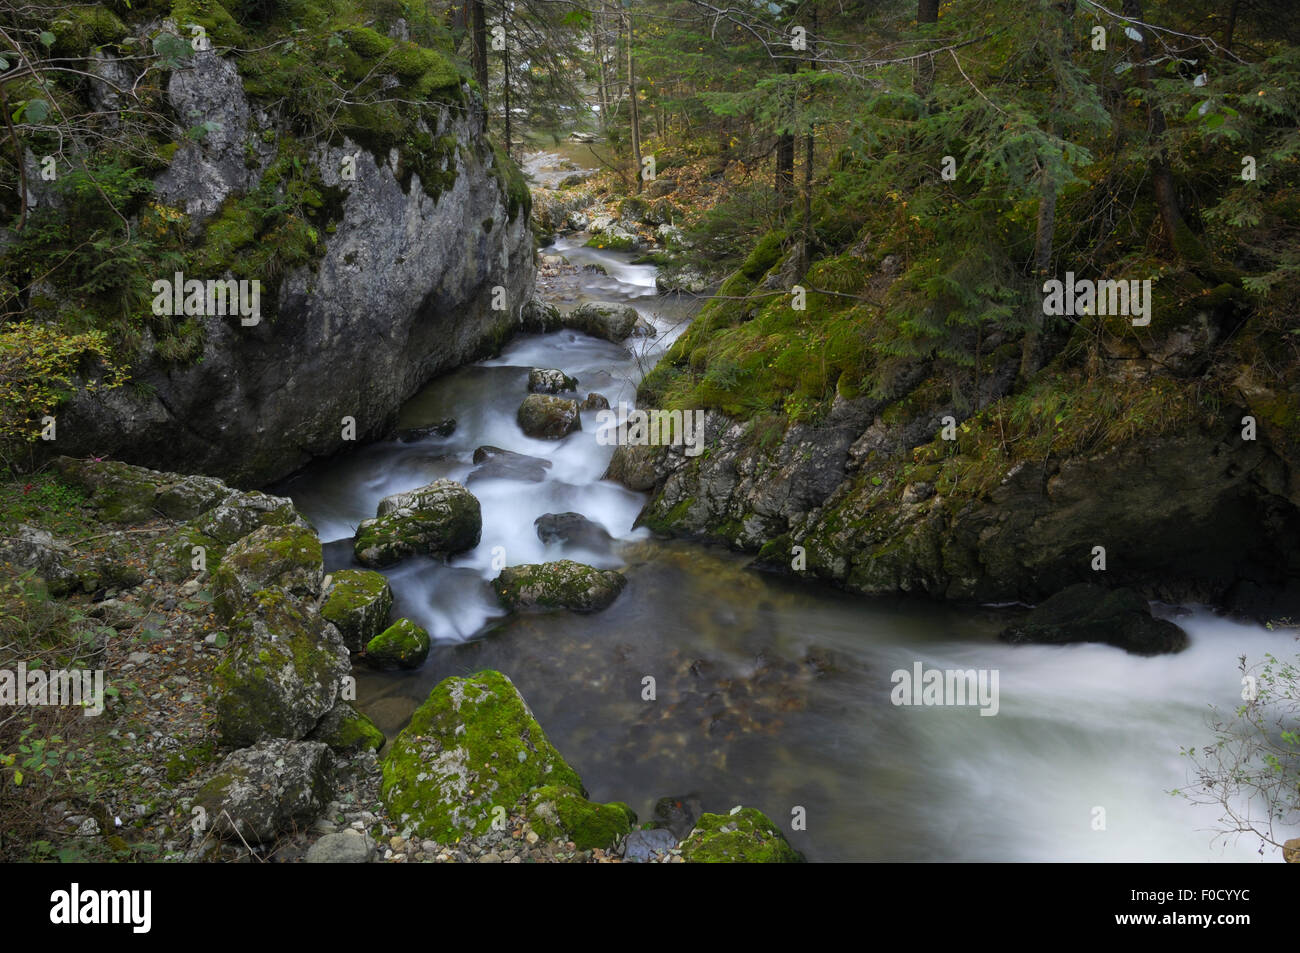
top-left (380, 670), bottom-right (583, 841)
top-left (51, 457), bottom-right (162, 523)
top-left (679, 807), bottom-right (803, 863)
top-left (517, 394), bottom-right (581, 439)
top-left (321, 569), bottom-right (393, 652)
top-left (525, 784), bottom-right (635, 850)
top-left (494, 560), bottom-right (626, 613)
top-left (354, 480), bottom-right (481, 568)
top-left (213, 589), bottom-right (350, 747)
top-left (212, 523), bottom-right (324, 622)
top-left (527, 368), bottom-right (579, 394)
top-left (190, 491), bottom-right (311, 544)
top-left (364, 618), bottom-right (430, 670)
top-left (307, 701), bottom-right (385, 754)
top-left (565, 301), bottom-right (641, 342)
top-left (194, 739), bottom-right (334, 844)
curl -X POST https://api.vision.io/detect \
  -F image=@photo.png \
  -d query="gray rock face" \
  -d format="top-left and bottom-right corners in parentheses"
top-left (195, 739), bottom-right (334, 843)
top-left (51, 52), bottom-right (535, 488)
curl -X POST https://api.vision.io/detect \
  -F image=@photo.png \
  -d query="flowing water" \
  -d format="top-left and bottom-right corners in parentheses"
top-left (273, 234), bottom-right (1296, 863)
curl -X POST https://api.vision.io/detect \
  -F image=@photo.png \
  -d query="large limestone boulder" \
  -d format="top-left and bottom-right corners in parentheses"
top-left (211, 524), bottom-right (324, 622)
top-left (353, 480), bottom-right (481, 568)
top-left (194, 739), bottom-right (334, 843)
top-left (380, 670), bottom-right (584, 841)
top-left (493, 560), bottom-right (626, 613)
top-left (213, 590), bottom-right (350, 747)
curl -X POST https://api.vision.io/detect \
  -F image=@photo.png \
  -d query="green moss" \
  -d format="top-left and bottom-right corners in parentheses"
top-left (740, 230), bottom-right (785, 280)
top-left (50, 5), bottom-right (127, 56)
top-left (380, 670), bottom-right (584, 841)
top-left (585, 234), bottom-right (637, 251)
top-left (365, 617), bottom-right (430, 669)
top-left (680, 807), bottom-right (803, 863)
top-left (525, 784), bottom-right (635, 850)
top-left (490, 141), bottom-right (531, 222)
top-left (321, 568), bottom-right (392, 650)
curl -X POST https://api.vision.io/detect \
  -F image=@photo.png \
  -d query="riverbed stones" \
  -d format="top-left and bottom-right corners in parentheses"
top-left (380, 670), bottom-right (584, 841)
top-left (213, 589), bottom-right (350, 747)
top-left (353, 480), bottom-right (482, 568)
top-left (364, 618), bottom-right (430, 670)
top-left (517, 394), bottom-right (581, 438)
top-left (999, 583), bottom-right (1189, 655)
top-left (306, 701), bottom-right (385, 754)
top-left (679, 807), bottom-right (803, 863)
top-left (524, 784), bottom-right (636, 850)
top-left (211, 523), bottom-right (324, 622)
top-left (321, 569), bottom-right (393, 651)
top-left (527, 368), bottom-right (579, 394)
top-left (564, 301), bottom-right (641, 342)
top-left (493, 559), bottom-right (626, 612)
top-left (194, 739), bottom-right (334, 843)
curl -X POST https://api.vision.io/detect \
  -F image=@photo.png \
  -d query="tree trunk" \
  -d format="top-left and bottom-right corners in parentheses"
top-left (776, 58), bottom-right (796, 215)
top-left (915, 0), bottom-right (939, 99)
top-left (595, 2), bottom-right (610, 132)
top-left (470, 0), bottom-right (488, 97)
top-left (627, 10), bottom-right (642, 194)
top-left (503, 37), bottom-right (512, 156)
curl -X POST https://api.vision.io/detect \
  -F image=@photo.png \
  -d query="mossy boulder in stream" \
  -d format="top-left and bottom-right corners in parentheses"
top-left (564, 301), bottom-right (645, 342)
top-left (380, 670), bottom-right (584, 841)
top-left (527, 368), bottom-right (579, 394)
top-left (354, 480), bottom-right (481, 568)
top-left (212, 524), bottom-right (324, 622)
top-left (364, 618), bottom-right (430, 670)
top-left (525, 784), bottom-right (636, 850)
top-left (213, 589), bottom-right (350, 747)
top-left (321, 569), bottom-right (393, 651)
top-left (679, 807), bottom-right (803, 863)
top-left (494, 560), bottom-right (627, 612)
top-left (517, 394), bottom-right (581, 438)
top-left (999, 583), bottom-right (1188, 655)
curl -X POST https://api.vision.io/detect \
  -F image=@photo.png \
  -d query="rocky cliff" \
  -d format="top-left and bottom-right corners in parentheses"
top-left (39, 30), bottom-right (535, 487)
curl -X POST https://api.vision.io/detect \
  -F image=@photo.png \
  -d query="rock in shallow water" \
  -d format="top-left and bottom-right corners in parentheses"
top-left (517, 394), bottom-right (581, 439)
top-left (999, 583), bottom-right (1188, 655)
top-left (679, 807), bottom-right (803, 863)
top-left (468, 446), bottom-right (553, 484)
top-left (534, 512), bottom-right (614, 552)
top-left (494, 560), bottom-right (627, 612)
top-left (527, 368), bottom-right (579, 394)
top-left (321, 569), bottom-right (393, 652)
top-left (364, 618), bottom-right (430, 670)
top-left (354, 480), bottom-right (481, 568)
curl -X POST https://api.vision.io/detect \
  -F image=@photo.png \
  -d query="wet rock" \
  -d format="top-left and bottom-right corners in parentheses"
top-left (213, 590), bottom-right (350, 747)
top-left (494, 559), bottom-right (626, 613)
top-left (679, 807), bottom-right (803, 863)
top-left (380, 670), bottom-right (584, 842)
top-left (467, 446), bottom-right (553, 484)
top-left (306, 701), bottom-right (385, 754)
top-left (321, 569), bottom-right (393, 652)
top-left (517, 394), bottom-right (581, 439)
top-left (195, 739), bottom-right (334, 844)
top-left (354, 480), bottom-right (481, 568)
top-left (604, 443), bottom-right (658, 491)
top-left (999, 583), bottom-right (1189, 655)
top-left (534, 513), bottom-right (614, 552)
top-left (364, 618), bottom-right (430, 670)
top-left (580, 392), bottom-right (610, 411)
top-left (527, 368), bottom-right (579, 394)
top-left (306, 830), bottom-right (375, 863)
top-left (563, 301), bottom-right (641, 342)
top-left (623, 827), bottom-right (678, 863)
top-left (652, 794), bottom-right (704, 840)
top-left (393, 419), bottom-right (457, 442)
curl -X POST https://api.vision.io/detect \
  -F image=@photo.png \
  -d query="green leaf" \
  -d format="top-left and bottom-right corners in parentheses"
top-left (22, 99), bottom-right (49, 123)
top-left (39, 31), bottom-right (55, 47)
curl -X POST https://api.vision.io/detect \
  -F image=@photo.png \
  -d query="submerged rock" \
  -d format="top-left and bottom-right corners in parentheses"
top-left (524, 784), bottom-right (635, 850)
top-left (467, 446), bottom-right (553, 484)
top-left (1000, 583), bottom-right (1189, 655)
top-left (195, 739), bottom-right (334, 843)
top-left (380, 670), bottom-right (584, 841)
top-left (321, 569), bottom-right (393, 652)
top-left (527, 368), bottom-right (579, 394)
top-left (365, 618), bottom-right (431, 670)
top-left (517, 394), bottom-right (581, 439)
top-left (652, 794), bottom-right (704, 840)
top-left (354, 480), bottom-right (481, 568)
top-left (494, 560), bottom-right (627, 612)
top-left (213, 589), bottom-right (350, 747)
top-left (393, 419), bottom-right (457, 442)
top-left (534, 512), bottom-right (614, 552)
top-left (679, 807), bottom-right (803, 863)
